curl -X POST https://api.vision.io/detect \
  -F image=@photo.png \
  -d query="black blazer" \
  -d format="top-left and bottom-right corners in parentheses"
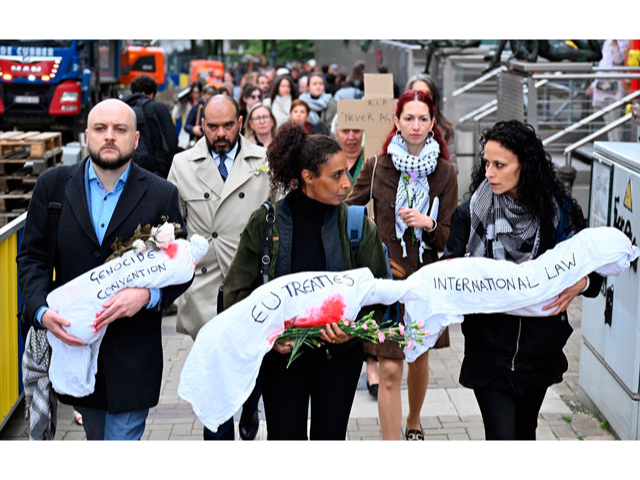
top-left (17, 159), bottom-right (192, 412)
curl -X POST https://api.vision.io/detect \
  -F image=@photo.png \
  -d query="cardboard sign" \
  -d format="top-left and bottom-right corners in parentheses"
top-left (337, 74), bottom-right (398, 160)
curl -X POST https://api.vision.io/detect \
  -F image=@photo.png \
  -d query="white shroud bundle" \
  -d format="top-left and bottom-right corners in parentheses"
top-left (47, 235), bottom-right (209, 397)
top-left (179, 227), bottom-right (638, 432)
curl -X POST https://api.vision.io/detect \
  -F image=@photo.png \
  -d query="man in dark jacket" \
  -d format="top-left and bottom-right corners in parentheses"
top-left (17, 99), bottom-right (192, 440)
top-left (124, 74), bottom-right (179, 178)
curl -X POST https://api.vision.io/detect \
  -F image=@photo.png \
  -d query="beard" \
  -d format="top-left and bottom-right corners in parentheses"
top-left (89, 144), bottom-right (134, 170)
top-left (205, 129), bottom-right (240, 155)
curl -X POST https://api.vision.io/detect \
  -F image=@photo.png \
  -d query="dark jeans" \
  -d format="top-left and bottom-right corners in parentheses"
top-left (203, 380), bottom-right (261, 440)
top-left (259, 342), bottom-right (364, 440)
top-left (473, 385), bottom-right (547, 440)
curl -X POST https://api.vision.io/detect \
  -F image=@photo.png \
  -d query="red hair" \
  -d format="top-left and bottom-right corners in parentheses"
top-left (381, 90), bottom-right (449, 161)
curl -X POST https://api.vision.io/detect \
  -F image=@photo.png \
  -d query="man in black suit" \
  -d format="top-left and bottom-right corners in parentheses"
top-left (17, 99), bottom-right (192, 440)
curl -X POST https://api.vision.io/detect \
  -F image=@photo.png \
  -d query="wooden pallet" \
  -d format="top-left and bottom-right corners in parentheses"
top-left (0, 171), bottom-right (38, 194)
top-left (0, 191), bottom-right (31, 218)
top-left (0, 148), bottom-right (62, 175)
top-left (0, 131), bottom-right (62, 158)
top-left (0, 131), bottom-right (64, 223)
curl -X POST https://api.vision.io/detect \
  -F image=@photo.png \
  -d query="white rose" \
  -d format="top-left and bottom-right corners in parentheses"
top-left (133, 239), bottom-right (146, 254)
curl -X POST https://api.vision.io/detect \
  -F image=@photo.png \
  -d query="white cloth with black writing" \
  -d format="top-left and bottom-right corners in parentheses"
top-left (47, 236), bottom-right (208, 397)
top-left (178, 269), bottom-right (399, 432)
top-left (401, 226), bottom-right (638, 361)
top-left (178, 227), bottom-right (638, 432)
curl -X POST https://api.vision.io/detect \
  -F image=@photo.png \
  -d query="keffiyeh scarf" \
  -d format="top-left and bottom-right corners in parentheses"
top-left (388, 132), bottom-right (439, 263)
top-left (299, 92), bottom-right (332, 125)
top-left (467, 179), bottom-right (557, 263)
top-left (22, 327), bottom-right (57, 440)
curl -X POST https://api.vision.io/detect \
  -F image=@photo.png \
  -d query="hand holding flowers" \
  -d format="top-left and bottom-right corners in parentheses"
top-left (276, 311), bottom-right (429, 368)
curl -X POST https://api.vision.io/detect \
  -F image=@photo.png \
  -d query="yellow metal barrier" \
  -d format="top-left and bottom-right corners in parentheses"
top-left (0, 214), bottom-right (26, 430)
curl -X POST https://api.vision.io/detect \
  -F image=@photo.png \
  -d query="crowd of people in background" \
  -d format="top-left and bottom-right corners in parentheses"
top-left (170, 59), bottom-right (443, 155)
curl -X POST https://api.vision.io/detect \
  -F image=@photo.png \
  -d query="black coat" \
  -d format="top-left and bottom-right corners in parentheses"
top-left (17, 159), bottom-right (192, 412)
top-left (124, 93), bottom-right (180, 178)
top-left (442, 197), bottom-right (603, 394)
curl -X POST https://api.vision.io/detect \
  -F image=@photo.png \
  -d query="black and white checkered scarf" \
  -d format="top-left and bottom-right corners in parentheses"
top-left (387, 132), bottom-right (439, 263)
top-left (22, 327), bottom-right (57, 440)
top-left (467, 179), bottom-right (548, 263)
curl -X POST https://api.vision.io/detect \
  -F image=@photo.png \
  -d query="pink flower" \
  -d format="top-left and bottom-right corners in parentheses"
top-left (387, 330), bottom-right (395, 337)
top-left (417, 320), bottom-right (424, 331)
top-left (342, 320), bottom-right (350, 327)
top-left (363, 324), bottom-right (368, 331)
top-left (378, 332), bottom-right (386, 343)
top-left (154, 222), bottom-right (175, 249)
top-left (398, 323), bottom-right (405, 335)
top-left (408, 339), bottom-right (414, 350)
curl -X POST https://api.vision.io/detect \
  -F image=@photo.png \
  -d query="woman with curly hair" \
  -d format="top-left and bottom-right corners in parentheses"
top-left (442, 120), bottom-right (603, 440)
top-left (222, 122), bottom-right (389, 440)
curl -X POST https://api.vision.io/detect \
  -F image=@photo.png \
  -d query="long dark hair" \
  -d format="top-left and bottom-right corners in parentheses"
top-left (381, 90), bottom-right (449, 161)
top-left (469, 120), bottom-right (584, 242)
top-left (239, 82), bottom-right (260, 112)
top-left (267, 122), bottom-right (342, 193)
top-left (270, 75), bottom-right (298, 104)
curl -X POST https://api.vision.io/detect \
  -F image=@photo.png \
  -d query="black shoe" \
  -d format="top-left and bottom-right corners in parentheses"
top-left (405, 426), bottom-right (424, 441)
top-left (239, 410), bottom-right (259, 441)
top-left (367, 381), bottom-right (379, 399)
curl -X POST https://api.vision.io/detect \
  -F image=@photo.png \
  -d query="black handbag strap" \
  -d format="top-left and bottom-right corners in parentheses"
top-left (45, 167), bottom-right (68, 287)
top-left (216, 200), bottom-right (275, 315)
top-left (260, 201), bottom-right (275, 285)
top-left (25, 166), bottom-right (68, 333)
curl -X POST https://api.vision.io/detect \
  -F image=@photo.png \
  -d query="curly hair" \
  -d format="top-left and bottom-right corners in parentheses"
top-left (267, 122), bottom-right (342, 193)
top-left (469, 120), bottom-right (583, 241)
top-left (131, 74), bottom-right (158, 96)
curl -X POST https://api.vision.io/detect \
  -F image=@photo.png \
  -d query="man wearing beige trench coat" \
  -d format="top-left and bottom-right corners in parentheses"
top-left (167, 95), bottom-right (270, 440)
top-left (168, 95), bottom-right (270, 339)
top-left (167, 95), bottom-right (269, 440)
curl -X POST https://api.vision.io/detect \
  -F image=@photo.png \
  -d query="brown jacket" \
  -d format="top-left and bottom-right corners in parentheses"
top-left (346, 153), bottom-right (458, 357)
top-left (347, 153), bottom-right (458, 275)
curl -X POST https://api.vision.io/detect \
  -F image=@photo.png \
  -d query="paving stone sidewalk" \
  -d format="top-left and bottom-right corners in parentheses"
top-left (0, 300), bottom-right (616, 441)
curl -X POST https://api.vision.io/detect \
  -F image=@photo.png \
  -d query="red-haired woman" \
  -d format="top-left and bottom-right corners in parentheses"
top-left (347, 90), bottom-right (458, 440)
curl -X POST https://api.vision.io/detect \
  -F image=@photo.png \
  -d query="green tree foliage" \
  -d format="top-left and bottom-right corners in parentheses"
top-left (245, 40), bottom-right (315, 62)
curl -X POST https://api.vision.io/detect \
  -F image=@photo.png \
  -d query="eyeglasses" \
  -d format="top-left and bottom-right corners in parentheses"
top-left (249, 94), bottom-right (261, 100)
top-left (251, 116), bottom-right (271, 123)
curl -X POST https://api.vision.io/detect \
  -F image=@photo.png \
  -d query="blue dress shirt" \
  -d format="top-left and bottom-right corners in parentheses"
top-left (35, 160), bottom-right (160, 326)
